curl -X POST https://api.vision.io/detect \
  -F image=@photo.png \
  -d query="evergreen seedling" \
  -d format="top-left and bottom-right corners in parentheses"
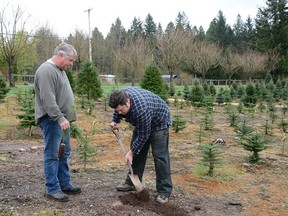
top-left (235, 118), bottom-right (254, 138)
top-left (16, 87), bottom-right (36, 136)
top-left (0, 74), bottom-right (9, 99)
top-left (240, 133), bottom-right (267, 163)
top-left (76, 135), bottom-right (97, 171)
top-left (201, 108), bottom-right (214, 130)
top-left (172, 112), bottom-right (186, 133)
top-left (278, 117), bottom-right (288, 133)
top-left (228, 111), bottom-right (238, 127)
top-left (260, 119), bottom-right (273, 135)
top-left (201, 142), bottom-right (222, 176)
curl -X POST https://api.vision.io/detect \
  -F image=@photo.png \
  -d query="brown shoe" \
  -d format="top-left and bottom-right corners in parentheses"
top-left (116, 183), bottom-right (136, 192)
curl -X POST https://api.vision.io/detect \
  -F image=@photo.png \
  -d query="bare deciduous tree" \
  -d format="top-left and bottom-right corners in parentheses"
top-left (0, 4), bottom-right (35, 86)
top-left (33, 25), bottom-right (62, 68)
top-left (155, 29), bottom-right (191, 87)
top-left (114, 37), bottom-right (152, 85)
top-left (265, 50), bottom-right (280, 74)
top-left (220, 48), bottom-right (242, 85)
top-left (240, 49), bottom-right (268, 80)
top-left (187, 41), bottom-right (221, 82)
top-left (66, 29), bottom-right (89, 71)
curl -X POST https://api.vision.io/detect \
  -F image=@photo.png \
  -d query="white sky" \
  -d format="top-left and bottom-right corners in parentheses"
top-left (4, 0), bottom-right (266, 38)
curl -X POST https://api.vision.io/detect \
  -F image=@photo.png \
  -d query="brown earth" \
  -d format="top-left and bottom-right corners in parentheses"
top-left (0, 96), bottom-right (288, 216)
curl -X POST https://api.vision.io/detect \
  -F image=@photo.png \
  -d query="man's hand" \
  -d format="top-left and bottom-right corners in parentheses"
top-left (60, 119), bottom-right (70, 130)
top-left (109, 122), bottom-right (118, 130)
top-left (125, 150), bottom-right (133, 165)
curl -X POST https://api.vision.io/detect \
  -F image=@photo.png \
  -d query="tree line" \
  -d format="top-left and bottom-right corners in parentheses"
top-left (0, 0), bottom-right (287, 87)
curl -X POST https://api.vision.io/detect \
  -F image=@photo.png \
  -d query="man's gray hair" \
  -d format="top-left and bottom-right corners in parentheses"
top-left (54, 42), bottom-right (77, 57)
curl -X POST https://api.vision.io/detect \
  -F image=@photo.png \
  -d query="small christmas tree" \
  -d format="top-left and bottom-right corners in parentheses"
top-left (140, 64), bottom-right (167, 101)
top-left (240, 133), bottom-right (267, 163)
top-left (0, 74), bottom-right (9, 99)
top-left (201, 142), bottom-right (222, 176)
top-left (16, 87), bottom-right (36, 136)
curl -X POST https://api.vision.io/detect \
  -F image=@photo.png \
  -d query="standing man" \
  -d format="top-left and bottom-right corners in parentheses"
top-left (34, 42), bottom-right (81, 202)
top-left (109, 87), bottom-right (172, 204)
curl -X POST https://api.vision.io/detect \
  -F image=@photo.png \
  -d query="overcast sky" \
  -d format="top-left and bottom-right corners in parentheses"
top-left (5, 0), bottom-right (266, 38)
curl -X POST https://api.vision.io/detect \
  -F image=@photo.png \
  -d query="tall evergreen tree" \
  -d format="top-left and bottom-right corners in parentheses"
top-left (130, 17), bottom-right (144, 40)
top-left (206, 10), bottom-right (234, 48)
top-left (144, 13), bottom-right (157, 54)
top-left (255, 0), bottom-right (288, 76)
top-left (243, 16), bottom-right (256, 49)
top-left (175, 11), bottom-right (189, 31)
top-left (91, 27), bottom-right (106, 73)
top-left (144, 14), bottom-right (157, 39)
top-left (255, 0), bottom-right (288, 55)
top-left (106, 18), bottom-right (127, 74)
top-left (194, 26), bottom-right (206, 41)
top-left (233, 14), bottom-right (245, 52)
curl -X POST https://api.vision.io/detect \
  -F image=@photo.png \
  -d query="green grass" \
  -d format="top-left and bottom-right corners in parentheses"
top-left (191, 164), bottom-right (208, 177)
top-left (0, 120), bottom-right (8, 127)
top-left (6, 84), bottom-right (33, 97)
top-left (7, 82), bottom-right (226, 99)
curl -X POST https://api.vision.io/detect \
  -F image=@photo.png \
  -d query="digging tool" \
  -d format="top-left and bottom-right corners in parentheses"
top-left (111, 129), bottom-right (143, 192)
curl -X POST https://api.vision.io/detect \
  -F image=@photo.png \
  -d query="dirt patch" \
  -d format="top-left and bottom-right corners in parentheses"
top-left (0, 98), bottom-right (288, 216)
top-left (119, 192), bottom-right (189, 216)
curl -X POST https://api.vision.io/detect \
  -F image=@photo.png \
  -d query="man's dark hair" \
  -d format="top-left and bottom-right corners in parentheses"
top-left (109, 90), bottom-right (129, 108)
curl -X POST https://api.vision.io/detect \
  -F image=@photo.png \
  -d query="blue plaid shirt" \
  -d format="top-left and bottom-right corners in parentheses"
top-left (112, 87), bottom-right (172, 154)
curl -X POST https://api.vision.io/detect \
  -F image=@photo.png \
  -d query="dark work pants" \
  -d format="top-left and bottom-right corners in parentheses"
top-left (125, 128), bottom-right (172, 196)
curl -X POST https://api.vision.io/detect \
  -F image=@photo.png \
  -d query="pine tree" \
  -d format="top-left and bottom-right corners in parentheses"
top-left (140, 64), bottom-right (167, 101)
top-left (76, 135), bottom-right (97, 171)
top-left (189, 79), bottom-right (205, 107)
top-left (66, 68), bottom-right (75, 91)
top-left (241, 133), bottom-right (267, 163)
top-left (76, 61), bottom-right (103, 112)
top-left (0, 74), bottom-right (9, 99)
top-left (241, 83), bottom-right (257, 107)
top-left (16, 87), bottom-right (36, 136)
top-left (172, 115), bottom-right (186, 133)
top-left (76, 60), bottom-right (103, 101)
top-left (201, 142), bottom-right (222, 176)
top-left (235, 118), bottom-right (254, 138)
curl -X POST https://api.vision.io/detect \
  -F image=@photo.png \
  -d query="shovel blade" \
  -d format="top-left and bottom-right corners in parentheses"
top-left (129, 174), bottom-right (143, 192)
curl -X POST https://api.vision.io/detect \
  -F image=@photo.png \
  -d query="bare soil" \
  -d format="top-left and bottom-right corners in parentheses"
top-left (0, 97), bottom-right (288, 216)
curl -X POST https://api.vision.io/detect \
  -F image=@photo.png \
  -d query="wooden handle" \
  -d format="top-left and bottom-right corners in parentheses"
top-left (111, 128), bottom-right (134, 175)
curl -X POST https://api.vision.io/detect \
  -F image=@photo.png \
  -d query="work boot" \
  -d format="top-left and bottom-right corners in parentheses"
top-left (61, 185), bottom-right (82, 195)
top-left (45, 191), bottom-right (69, 202)
top-left (116, 183), bottom-right (136, 192)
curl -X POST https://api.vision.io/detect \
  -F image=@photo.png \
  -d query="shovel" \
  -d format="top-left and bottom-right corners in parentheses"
top-left (111, 129), bottom-right (143, 192)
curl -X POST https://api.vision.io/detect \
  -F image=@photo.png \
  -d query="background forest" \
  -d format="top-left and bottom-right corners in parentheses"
top-left (0, 0), bottom-right (288, 88)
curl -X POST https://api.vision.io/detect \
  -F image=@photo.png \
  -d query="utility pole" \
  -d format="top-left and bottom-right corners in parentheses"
top-left (84, 8), bottom-right (93, 62)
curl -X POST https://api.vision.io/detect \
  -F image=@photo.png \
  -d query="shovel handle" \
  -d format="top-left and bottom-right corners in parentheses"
top-left (111, 128), bottom-right (134, 175)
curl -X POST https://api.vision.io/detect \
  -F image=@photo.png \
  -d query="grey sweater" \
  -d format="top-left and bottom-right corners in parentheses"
top-left (34, 60), bottom-right (76, 124)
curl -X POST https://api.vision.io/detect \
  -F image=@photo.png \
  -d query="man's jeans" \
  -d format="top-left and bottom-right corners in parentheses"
top-left (125, 128), bottom-right (172, 196)
top-left (39, 116), bottom-right (71, 194)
